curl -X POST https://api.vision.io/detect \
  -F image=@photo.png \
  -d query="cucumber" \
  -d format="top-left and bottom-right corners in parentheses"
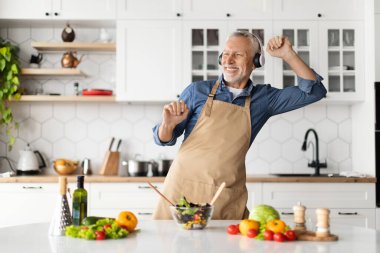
top-left (81, 216), bottom-right (114, 226)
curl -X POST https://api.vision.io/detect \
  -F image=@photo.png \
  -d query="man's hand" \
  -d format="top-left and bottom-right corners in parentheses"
top-left (266, 35), bottom-right (316, 81)
top-left (158, 100), bottom-right (189, 142)
top-left (266, 36), bottom-right (296, 61)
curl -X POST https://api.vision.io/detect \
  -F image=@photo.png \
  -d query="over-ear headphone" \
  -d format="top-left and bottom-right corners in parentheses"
top-left (218, 32), bottom-right (265, 68)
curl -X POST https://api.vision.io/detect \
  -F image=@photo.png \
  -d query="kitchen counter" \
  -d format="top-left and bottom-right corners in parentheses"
top-left (0, 174), bottom-right (376, 183)
top-left (0, 221), bottom-right (378, 253)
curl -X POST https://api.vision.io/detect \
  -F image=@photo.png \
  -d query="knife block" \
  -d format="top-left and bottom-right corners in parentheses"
top-left (100, 151), bottom-right (120, 176)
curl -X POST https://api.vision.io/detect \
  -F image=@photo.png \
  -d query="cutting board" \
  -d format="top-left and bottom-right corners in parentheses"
top-left (296, 230), bottom-right (338, 241)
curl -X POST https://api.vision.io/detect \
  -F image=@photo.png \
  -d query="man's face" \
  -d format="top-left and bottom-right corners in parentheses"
top-left (221, 36), bottom-right (255, 86)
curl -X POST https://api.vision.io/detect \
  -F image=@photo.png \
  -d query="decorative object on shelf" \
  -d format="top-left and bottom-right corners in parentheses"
top-left (99, 28), bottom-right (111, 43)
top-left (61, 24), bottom-right (75, 42)
top-left (29, 53), bottom-right (43, 68)
top-left (74, 82), bottom-right (79, 96)
top-left (82, 89), bottom-right (113, 96)
top-left (0, 37), bottom-right (21, 150)
top-left (61, 51), bottom-right (83, 68)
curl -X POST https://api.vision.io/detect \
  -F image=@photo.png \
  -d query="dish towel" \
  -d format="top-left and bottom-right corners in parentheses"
top-left (339, 171), bottom-right (368, 178)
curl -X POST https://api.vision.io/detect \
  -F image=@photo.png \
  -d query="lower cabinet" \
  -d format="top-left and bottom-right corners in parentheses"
top-left (247, 182), bottom-right (377, 230)
top-left (0, 182), bottom-right (77, 228)
top-left (89, 183), bottom-right (163, 221)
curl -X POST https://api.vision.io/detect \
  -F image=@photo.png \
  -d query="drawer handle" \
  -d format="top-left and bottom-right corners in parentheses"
top-left (138, 185), bottom-right (156, 189)
top-left (338, 212), bottom-right (358, 215)
top-left (281, 212), bottom-right (294, 215)
top-left (138, 212), bottom-right (153, 215)
top-left (22, 186), bottom-right (43, 189)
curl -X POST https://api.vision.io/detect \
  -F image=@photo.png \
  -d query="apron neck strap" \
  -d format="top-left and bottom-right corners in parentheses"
top-left (205, 80), bottom-right (251, 117)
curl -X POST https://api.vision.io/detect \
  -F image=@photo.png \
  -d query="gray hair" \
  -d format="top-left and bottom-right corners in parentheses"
top-left (227, 31), bottom-right (261, 55)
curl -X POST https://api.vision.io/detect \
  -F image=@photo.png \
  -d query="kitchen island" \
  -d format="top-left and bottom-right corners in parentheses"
top-left (0, 221), bottom-right (378, 253)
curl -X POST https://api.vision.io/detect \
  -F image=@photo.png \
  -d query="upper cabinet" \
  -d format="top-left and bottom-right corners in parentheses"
top-left (182, 0), bottom-right (272, 20)
top-left (273, 0), bottom-right (364, 20)
top-left (0, 0), bottom-right (116, 20)
top-left (117, 0), bottom-right (182, 19)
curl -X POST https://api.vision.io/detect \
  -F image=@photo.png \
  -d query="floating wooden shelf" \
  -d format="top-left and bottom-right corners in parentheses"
top-left (31, 41), bottom-right (116, 52)
top-left (21, 68), bottom-right (85, 76)
top-left (18, 95), bottom-right (115, 102)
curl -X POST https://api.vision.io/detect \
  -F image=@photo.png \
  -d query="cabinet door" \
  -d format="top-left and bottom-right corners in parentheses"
top-left (228, 21), bottom-right (274, 85)
top-left (0, 0), bottom-right (51, 19)
top-left (183, 0), bottom-right (272, 20)
top-left (116, 20), bottom-right (182, 101)
top-left (55, 0), bottom-right (116, 20)
top-left (273, 22), bottom-right (318, 89)
top-left (182, 21), bottom-right (227, 90)
top-left (319, 21), bottom-right (364, 102)
top-left (273, 0), bottom-right (364, 20)
top-left (329, 208), bottom-right (376, 229)
top-left (246, 183), bottom-right (263, 210)
top-left (376, 15), bottom-right (380, 82)
top-left (117, 0), bottom-right (181, 19)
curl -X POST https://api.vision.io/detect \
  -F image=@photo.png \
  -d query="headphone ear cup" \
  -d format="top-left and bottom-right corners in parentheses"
top-left (253, 53), bottom-right (261, 68)
top-left (218, 53), bottom-right (222, 65)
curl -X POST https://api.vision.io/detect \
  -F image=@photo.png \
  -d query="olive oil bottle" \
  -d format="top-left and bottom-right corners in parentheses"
top-left (72, 175), bottom-right (87, 226)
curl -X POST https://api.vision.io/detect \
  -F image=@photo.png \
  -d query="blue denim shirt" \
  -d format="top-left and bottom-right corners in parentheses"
top-left (153, 71), bottom-right (326, 147)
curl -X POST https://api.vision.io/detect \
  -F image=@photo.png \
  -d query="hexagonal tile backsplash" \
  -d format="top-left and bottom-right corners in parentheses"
top-left (0, 26), bottom-right (352, 175)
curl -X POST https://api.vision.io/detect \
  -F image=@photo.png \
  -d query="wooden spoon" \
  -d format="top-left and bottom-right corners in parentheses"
top-left (147, 181), bottom-right (175, 206)
top-left (210, 182), bottom-right (226, 206)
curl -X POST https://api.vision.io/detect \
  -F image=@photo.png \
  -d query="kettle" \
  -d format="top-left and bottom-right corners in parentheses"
top-left (17, 144), bottom-right (46, 175)
top-left (61, 51), bottom-right (83, 68)
top-left (61, 24), bottom-right (75, 42)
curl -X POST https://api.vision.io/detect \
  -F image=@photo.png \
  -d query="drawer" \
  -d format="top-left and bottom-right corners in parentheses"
top-left (90, 183), bottom-right (163, 209)
top-left (262, 183), bottom-right (375, 208)
top-left (90, 208), bottom-right (155, 221)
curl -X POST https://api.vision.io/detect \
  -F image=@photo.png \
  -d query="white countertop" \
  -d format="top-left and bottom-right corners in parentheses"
top-left (0, 221), bottom-right (379, 253)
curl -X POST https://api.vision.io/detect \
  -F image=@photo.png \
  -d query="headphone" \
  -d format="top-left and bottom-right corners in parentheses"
top-left (218, 32), bottom-right (265, 68)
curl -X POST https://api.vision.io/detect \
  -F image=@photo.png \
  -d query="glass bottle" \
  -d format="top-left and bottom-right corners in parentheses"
top-left (72, 176), bottom-right (87, 226)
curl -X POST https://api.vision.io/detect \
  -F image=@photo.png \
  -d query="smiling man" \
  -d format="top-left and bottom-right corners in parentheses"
top-left (152, 31), bottom-right (327, 220)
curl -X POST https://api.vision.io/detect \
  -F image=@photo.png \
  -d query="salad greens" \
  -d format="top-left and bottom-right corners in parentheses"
top-left (65, 218), bottom-right (128, 240)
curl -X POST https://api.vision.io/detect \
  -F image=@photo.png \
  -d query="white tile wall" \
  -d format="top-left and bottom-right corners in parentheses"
top-left (0, 26), bottom-right (353, 175)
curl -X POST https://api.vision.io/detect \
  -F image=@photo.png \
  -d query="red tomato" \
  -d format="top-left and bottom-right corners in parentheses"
top-left (246, 229), bottom-right (258, 238)
top-left (285, 230), bottom-right (296, 241)
top-left (227, 224), bottom-right (239, 235)
top-left (273, 232), bottom-right (287, 242)
top-left (95, 230), bottom-right (106, 240)
top-left (263, 230), bottom-right (274, 240)
top-left (103, 224), bottom-right (112, 230)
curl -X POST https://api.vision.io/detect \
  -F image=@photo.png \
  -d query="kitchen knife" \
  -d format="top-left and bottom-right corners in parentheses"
top-left (116, 139), bottom-right (122, 151)
top-left (108, 137), bottom-right (115, 151)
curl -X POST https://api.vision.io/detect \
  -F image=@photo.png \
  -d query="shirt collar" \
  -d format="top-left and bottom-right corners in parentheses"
top-left (218, 74), bottom-right (254, 96)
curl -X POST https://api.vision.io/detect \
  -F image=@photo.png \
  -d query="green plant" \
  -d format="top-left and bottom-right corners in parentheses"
top-left (0, 37), bottom-right (21, 150)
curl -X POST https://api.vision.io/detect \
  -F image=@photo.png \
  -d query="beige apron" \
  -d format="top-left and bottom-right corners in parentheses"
top-left (153, 80), bottom-right (252, 219)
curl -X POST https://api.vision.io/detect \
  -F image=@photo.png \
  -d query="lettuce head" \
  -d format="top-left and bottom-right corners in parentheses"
top-left (249, 204), bottom-right (280, 223)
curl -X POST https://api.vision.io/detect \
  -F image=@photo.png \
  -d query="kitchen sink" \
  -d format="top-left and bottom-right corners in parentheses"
top-left (271, 173), bottom-right (342, 177)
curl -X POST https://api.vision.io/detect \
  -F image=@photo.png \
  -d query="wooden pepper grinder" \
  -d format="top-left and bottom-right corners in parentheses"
top-left (315, 208), bottom-right (330, 238)
top-left (293, 202), bottom-right (306, 232)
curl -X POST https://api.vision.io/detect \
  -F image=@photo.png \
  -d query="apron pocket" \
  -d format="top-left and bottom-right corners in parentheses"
top-left (182, 179), bottom-right (239, 219)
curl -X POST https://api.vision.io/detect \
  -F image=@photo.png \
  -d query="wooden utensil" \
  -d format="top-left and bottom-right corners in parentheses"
top-left (100, 137), bottom-right (119, 176)
top-left (210, 182), bottom-right (226, 206)
top-left (147, 181), bottom-right (175, 206)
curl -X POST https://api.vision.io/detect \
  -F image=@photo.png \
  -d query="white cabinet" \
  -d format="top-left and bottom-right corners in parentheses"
top-left (89, 183), bottom-right (163, 220)
top-left (117, 0), bottom-right (182, 19)
top-left (182, 0), bottom-right (272, 20)
top-left (0, 0), bottom-right (116, 20)
top-left (375, 14), bottom-right (380, 81)
top-left (273, 21), bottom-right (364, 102)
top-left (273, 0), bottom-right (364, 20)
top-left (376, 208), bottom-right (380, 230)
top-left (0, 182), bottom-right (78, 228)
top-left (257, 183), bottom-right (376, 229)
top-left (116, 20), bottom-right (182, 101)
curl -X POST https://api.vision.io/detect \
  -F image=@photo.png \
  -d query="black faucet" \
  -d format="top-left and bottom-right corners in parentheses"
top-left (301, 128), bottom-right (327, 176)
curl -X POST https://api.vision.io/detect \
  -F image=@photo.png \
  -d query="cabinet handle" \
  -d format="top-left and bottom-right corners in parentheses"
top-left (54, 12), bottom-right (59, 16)
top-left (176, 94), bottom-right (180, 98)
top-left (338, 212), bottom-right (358, 215)
top-left (45, 12), bottom-right (50, 16)
top-left (317, 13), bottom-right (322, 18)
top-left (138, 185), bottom-right (157, 189)
top-left (226, 13), bottom-right (231, 17)
top-left (176, 13), bottom-right (181, 17)
top-left (281, 212), bottom-right (294, 215)
top-left (22, 186), bottom-right (43, 189)
top-left (138, 212), bottom-right (153, 215)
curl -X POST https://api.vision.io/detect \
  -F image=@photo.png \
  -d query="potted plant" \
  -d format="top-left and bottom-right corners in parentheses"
top-left (0, 37), bottom-right (21, 150)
